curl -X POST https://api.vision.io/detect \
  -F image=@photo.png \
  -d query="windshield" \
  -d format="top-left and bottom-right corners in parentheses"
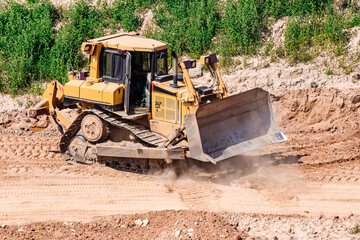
top-left (155, 51), bottom-right (168, 76)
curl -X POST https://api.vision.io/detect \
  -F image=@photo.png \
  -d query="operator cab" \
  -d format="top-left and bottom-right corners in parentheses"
top-left (82, 33), bottom-right (170, 115)
top-left (100, 47), bottom-right (169, 113)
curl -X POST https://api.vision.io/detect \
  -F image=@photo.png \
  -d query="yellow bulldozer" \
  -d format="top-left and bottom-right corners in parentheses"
top-left (25, 32), bottom-right (287, 171)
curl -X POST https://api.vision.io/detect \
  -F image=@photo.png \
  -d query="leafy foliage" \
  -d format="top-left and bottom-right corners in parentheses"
top-left (350, 224), bottom-right (360, 234)
top-left (48, 0), bottom-right (111, 84)
top-left (110, 0), bottom-right (142, 32)
top-left (219, 0), bottom-right (262, 56)
top-left (149, 0), bottom-right (218, 58)
top-left (263, 0), bottom-right (329, 17)
top-left (284, 3), bottom-right (358, 63)
top-left (0, 0), bottom-right (57, 93)
top-left (0, 0), bottom-right (360, 93)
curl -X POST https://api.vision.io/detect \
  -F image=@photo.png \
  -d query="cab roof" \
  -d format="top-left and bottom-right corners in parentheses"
top-left (87, 33), bottom-right (168, 52)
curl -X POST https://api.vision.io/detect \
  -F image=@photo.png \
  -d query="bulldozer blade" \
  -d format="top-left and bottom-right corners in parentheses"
top-left (184, 88), bottom-right (287, 164)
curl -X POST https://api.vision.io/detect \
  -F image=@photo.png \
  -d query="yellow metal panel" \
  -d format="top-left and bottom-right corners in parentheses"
top-left (152, 81), bottom-right (186, 97)
top-left (166, 109), bottom-right (175, 121)
top-left (200, 56), bottom-right (207, 65)
top-left (114, 87), bottom-right (124, 104)
top-left (166, 98), bottom-right (175, 109)
top-left (152, 92), bottom-right (177, 124)
top-left (154, 95), bottom-right (165, 119)
top-left (89, 44), bottom-right (102, 79)
top-left (65, 81), bottom-right (124, 106)
top-left (149, 120), bottom-right (177, 137)
top-left (102, 44), bottom-right (156, 52)
top-left (102, 83), bottom-right (124, 105)
top-left (80, 82), bottom-right (106, 102)
top-left (55, 110), bottom-right (72, 127)
top-left (181, 101), bottom-right (192, 128)
top-left (64, 80), bottom-right (84, 98)
top-left (89, 32), bottom-right (168, 52)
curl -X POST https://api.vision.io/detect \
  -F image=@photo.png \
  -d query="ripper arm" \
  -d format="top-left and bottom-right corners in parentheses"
top-left (24, 81), bottom-right (72, 131)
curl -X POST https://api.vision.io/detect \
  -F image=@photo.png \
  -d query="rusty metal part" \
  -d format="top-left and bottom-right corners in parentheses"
top-left (185, 88), bottom-right (287, 163)
top-left (100, 158), bottom-right (169, 174)
top-left (165, 127), bottom-right (185, 147)
top-left (23, 99), bottom-right (49, 118)
top-left (81, 114), bottom-right (108, 142)
top-left (67, 135), bottom-right (96, 164)
top-left (103, 158), bottom-right (150, 173)
top-left (68, 135), bottom-right (86, 157)
top-left (50, 115), bottom-right (64, 135)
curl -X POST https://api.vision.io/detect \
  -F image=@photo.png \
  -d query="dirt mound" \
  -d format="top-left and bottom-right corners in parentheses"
top-left (197, 64), bottom-right (360, 98)
top-left (0, 210), bottom-right (245, 239)
top-left (272, 88), bottom-right (360, 134)
top-left (0, 110), bottom-right (57, 137)
top-left (269, 88), bottom-right (360, 165)
top-left (1, 210), bottom-right (359, 239)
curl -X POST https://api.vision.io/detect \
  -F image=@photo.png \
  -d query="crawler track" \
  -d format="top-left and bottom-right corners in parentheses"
top-left (59, 108), bottom-right (170, 172)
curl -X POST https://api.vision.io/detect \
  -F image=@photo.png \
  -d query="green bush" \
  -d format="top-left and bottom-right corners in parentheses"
top-left (110, 0), bottom-right (143, 32)
top-left (48, 0), bottom-right (111, 84)
top-left (264, 0), bottom-right (328, 17)
top-left (0, 0), bottom-right (147, 91)
top-left (0, 0), bottom-right (57, 93)
top-left (284, 5), bottom-right (352, 63)
top-left (350, 224), bottom-right (360, 234)
top-left (0, 0), bottom-right (360, 94)
top-left (216, 0), bottom-right (334, 65)
top-left (149, 0), bottom-right (218, 57)
top-left (220, 0), bottom-right (262, 57)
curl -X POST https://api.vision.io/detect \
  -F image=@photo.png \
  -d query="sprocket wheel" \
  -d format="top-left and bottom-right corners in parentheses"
top-left (81, 114), bottom-right (108, 143)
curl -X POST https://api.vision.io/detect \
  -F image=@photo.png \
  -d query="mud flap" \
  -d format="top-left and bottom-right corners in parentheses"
top-left (184, 88), bottom-right (287, 164)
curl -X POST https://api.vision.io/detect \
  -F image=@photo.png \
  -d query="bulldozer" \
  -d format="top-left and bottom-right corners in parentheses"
top-left (25, 32), bottom-right (287, 172)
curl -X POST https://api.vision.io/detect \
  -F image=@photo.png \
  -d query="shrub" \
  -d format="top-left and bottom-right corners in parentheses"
top-left (0, 0), bottom-right (360, 94)
top-left (220, 0), bottom-right (262, 56)
top-left (263, 0), bottom-right (328, 17)
top-left (350, 224), bottom-right (360, 234)
top-left (326, 69), bottom-right (333, 75)
top-left (0, 0), bottom-right (57, 93)
top-left (149, 0), bottom-right (218, 58)
top-left (48, 0), bottom-right (111, 84)
top-left (110, 0), bottom-right (143, 32)
top-left (284, 6), bottom-right (351, 63)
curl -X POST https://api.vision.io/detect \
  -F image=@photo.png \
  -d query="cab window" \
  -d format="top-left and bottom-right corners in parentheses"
top-left (103, 52), bottom-right (112, 77)
top-left (102, 49), bottom-right (126, 81)
top-left (133, 52), bottom-right (151, 72)
top-left (155, 51), bottom-right (167, 76)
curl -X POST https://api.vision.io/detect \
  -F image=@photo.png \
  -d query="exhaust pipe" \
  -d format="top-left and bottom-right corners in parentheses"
top-left (171, 51), bottom-right (179, 88)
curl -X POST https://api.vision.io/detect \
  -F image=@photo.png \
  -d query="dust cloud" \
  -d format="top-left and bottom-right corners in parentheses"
top-left (151, 146), bottom-right (305, 212)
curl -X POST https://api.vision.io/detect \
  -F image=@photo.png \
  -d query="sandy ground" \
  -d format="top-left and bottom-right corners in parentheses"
top-left (0, 87), bottom-right (360, 239)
